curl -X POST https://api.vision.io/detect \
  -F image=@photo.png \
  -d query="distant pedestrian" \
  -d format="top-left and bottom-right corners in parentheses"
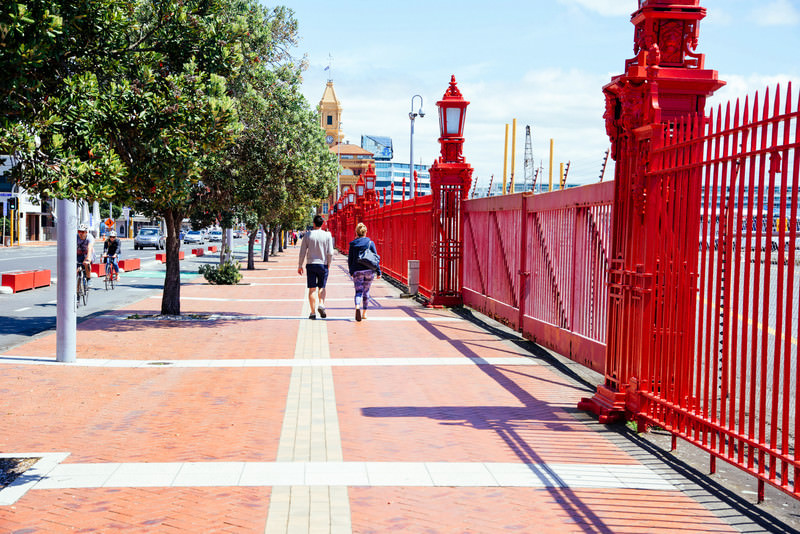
top-left (297, 215), bottom-right (334, 319)
top-left (347, 222), bottom-right (381, 322)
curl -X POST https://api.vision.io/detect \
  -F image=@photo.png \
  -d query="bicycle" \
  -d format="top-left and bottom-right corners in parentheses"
top-left (102, 254), bottom-right (117, 290)
top-left (76, 262), bottom-right (89, 307)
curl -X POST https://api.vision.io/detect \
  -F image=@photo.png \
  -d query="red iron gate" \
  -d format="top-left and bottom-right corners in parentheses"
top-left (635, 85), bottom-right (800, 501)
top-left (462, 182), bottom-right (614, 372)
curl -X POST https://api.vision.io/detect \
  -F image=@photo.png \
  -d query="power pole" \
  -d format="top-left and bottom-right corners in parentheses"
top-left (523, 125), bottom-right (534, 192)
top-left (562, 161), bottom-right (571, 188)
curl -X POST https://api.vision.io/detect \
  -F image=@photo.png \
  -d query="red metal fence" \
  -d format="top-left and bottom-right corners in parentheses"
top-left (635, 84), bottom-right (799, 501)
top-left (462, 181), bottom-right (614, 372)
top-left (362, 194), bottom-right (435, 300)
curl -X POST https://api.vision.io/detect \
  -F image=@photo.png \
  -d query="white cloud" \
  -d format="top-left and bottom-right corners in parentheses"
top-left (708, 74), bottom-right (796, 112)
top-left (557, 0), bottom-right (638, 17)
top-left (752, 0), bottom-right (800, 26)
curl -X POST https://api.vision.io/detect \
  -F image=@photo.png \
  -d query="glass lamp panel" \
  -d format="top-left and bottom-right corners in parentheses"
top-left (446, 107), bottom-right (461, 135)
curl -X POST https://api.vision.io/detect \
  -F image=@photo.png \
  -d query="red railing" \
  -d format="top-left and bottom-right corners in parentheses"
top-left (462, 181), bottom-right (614, 373)
top-left (638, 84), bottom-right (799, 501)
top-left (363, 194), bottom-right (435, 300)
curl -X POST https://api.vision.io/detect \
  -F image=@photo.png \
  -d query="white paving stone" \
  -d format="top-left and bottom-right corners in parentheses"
top-left (171, 462), bottom-right (246, 486)
top-left (103, 463), bottom-right (182, 488)
top-left (366, 462), bottom-right (433, 486)
top-left (425, 462), bottom-right (499, 487)
top-left (0, 356), bottom-right (537, 368)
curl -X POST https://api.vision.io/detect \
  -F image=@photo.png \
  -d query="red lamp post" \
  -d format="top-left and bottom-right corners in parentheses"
top-left (355, 176), bottom-right (366, 210)
top-left (578, 0), bottom-right (725, 424)
top-left (427, 75), bottom-right (474, 306)
top-left (364, 164), bottom-right (379, 210)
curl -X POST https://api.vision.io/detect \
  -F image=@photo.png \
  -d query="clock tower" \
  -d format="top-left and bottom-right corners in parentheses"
top-left (319, 81), bottom-right (342, 146)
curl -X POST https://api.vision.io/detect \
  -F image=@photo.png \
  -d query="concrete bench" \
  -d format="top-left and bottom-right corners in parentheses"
top-left (207, 246), bottom-right (218, 253)
top-left (192, 248), bottom-right (204, 256)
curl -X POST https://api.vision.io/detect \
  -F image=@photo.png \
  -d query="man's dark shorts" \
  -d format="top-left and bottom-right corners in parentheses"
top-left (306, 264), bottom-right (329, 289)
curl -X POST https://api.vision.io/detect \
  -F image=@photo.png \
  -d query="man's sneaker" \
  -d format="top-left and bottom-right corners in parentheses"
top-left (308, 313), bottom-right (317, 320)
top-left (355, 308), bottom-right (361, 322)
top-left (318, 306), bottom-right (327, 318)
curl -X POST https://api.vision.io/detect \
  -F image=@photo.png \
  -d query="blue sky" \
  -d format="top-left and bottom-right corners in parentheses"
top-left (280, 0), bottom-right (800, 187)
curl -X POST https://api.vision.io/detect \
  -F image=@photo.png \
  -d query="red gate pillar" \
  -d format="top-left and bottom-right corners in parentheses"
top-left (428, 76), bottom-right (473, 306)
top-left (578, 0), bottom-right (724, 422)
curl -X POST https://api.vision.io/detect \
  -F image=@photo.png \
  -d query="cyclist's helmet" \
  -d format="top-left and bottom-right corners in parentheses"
top-left (78, 224), bottom-right (88, 232)
top-left (108, 231), bottom-right (117, 237)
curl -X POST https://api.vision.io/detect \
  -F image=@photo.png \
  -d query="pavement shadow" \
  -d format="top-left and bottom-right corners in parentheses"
top-left (361, 303), bottom-right (618, 533)
top-left (76, 310), bottom-right (261, 333)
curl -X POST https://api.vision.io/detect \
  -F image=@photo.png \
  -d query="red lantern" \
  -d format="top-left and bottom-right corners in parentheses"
top-left (436, 75), bottom-right (469, 163)
top-left (346, 187), bottom-right (356, 205)
top-left (356, 176), bottom-right (365, 197)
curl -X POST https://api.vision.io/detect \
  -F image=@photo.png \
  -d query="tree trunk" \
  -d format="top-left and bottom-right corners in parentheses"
top-left (271, 225), bottom-right (280, 255)
top-left (247, 228), bottom-right (256, 270)
top-left (161, 209), bottom-right (182, 315)
top-left (261, 224), bottom-right (270, 262)
top-left (219, 227), bottom-right (226, 264)
top-left (277, 227), bottom-right (284, 252)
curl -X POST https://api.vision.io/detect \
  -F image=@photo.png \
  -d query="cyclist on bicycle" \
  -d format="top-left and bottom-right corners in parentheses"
top-left (77, 224), bottom-right (95, 285)
top-left (103, 230), bottom-right (121, 280)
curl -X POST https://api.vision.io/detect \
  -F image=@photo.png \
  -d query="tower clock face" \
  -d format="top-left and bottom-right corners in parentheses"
top-left (325, 135), bottom-right (334, 144)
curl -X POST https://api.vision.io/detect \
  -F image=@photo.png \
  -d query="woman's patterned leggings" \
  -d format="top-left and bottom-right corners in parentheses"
top-left (352, 270), bottom-right (375, 309)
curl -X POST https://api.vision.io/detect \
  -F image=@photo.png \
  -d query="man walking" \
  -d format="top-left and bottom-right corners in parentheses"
top-left (297, 215), bottom-right (334, 319)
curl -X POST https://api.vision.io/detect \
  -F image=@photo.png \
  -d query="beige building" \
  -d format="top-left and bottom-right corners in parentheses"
top-left (318, 81), bottom-right (374, 198)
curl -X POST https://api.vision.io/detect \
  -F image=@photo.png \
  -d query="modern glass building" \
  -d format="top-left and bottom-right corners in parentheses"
top-left (362, 135), bottom-right (431, 206)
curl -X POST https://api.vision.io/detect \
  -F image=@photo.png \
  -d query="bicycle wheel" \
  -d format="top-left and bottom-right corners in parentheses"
top-left (105, 263), bottom-right (112, 290)
top-left (81, 274), bottom-right (88, 306)
top-left (76, 271), bottom-right (83, 308)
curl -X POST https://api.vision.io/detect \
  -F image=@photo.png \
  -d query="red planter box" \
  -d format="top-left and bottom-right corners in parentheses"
top-left (118, 258), bottom-right (140, 271)
top-left (192, 248), bottom-right (204, 256)
top-left (156, 251), bottom-right (184, 262)
top-left (207, 246), bottom-right (218, 252)
top-left (2, 271), bottom-right (34, 293)
top-left (90, 263), bottom-right (104, 277)
top-left (33, 269), bottom-right (51, 288)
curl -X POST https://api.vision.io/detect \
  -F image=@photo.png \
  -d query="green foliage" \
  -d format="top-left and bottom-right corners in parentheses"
top-left (198, 258), bottom-right (242, 285)
top-left (1, 0), bottom-right (333, 309)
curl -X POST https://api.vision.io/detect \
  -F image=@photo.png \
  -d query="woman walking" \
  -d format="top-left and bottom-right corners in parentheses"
top-left (347, 222), bottom-right (381, 322)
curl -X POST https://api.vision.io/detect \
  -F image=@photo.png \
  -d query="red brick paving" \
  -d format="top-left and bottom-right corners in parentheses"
top-left (349, 488), bottom-right (736, 533)
top-left (335, 365), bottom-right (634, 465)
top-left (0, 366), bottom-right (289, 463)
top-left (0, 487), bottom-right (269, 533)
top-left (0, 250), bottom-right (745, 532)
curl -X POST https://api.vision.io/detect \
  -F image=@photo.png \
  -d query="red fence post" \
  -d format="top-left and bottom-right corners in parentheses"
top-left (428, 75), bottom-right (473, 306)
top-left (578, 0), bottom-right (725, 422)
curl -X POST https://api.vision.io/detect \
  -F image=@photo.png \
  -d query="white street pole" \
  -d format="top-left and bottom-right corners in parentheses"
top-left (409, 95), bottom-right (424, 203)
top-left (56, 199), bottom-right (77, 363)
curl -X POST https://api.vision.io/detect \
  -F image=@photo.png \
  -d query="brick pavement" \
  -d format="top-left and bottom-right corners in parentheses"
top-left (0, 246), bottom-right (774, 532)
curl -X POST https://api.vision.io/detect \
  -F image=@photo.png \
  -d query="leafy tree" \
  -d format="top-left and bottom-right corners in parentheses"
top-left (190, 4), bottom-right (337, 270)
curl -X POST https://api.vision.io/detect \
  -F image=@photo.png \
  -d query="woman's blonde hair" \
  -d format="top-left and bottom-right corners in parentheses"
top-left (355, 222), bottom-right (367, 237)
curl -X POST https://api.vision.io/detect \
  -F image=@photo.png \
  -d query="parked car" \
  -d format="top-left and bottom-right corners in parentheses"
top-left (184, 230), bottom-right (205, 244)
top-left (232, 229), bottom-right (242, 238)
top-left (208, 230), bottom-right (223, 242)
top-left (134, 227), bottom-right (165, 250)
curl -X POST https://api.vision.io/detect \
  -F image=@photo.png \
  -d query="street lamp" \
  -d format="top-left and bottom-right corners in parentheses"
top-left (409, 94), bottom-right (425, 201)
top-left (436, 75), bottom-right (469, 163)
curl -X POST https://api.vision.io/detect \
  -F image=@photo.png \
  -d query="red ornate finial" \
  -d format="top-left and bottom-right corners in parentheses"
top-left (442, 75), bottom-right (463, 99)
